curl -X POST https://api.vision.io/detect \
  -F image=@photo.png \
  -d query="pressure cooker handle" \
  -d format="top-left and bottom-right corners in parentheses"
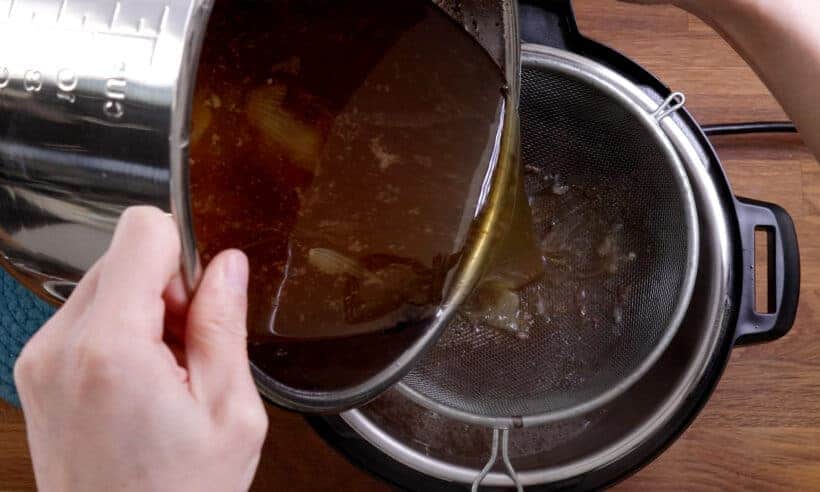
top-left (733, 197), bottom-right (800, 345)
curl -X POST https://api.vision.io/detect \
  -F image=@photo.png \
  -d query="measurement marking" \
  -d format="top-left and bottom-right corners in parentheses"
top-left (137, 17), bottom-right (145, 31)
top-left (158, 5), bottom-right (169, 34)
top-left (98, 29), bottom-right (159, 41)
top-left (109, 1), bottom-right (120, 29)
top-left (150, 40), bottom-right (159, 65)
top-left (57, 92), bottom-right (76, 104)
top-left (57, 0), bottom-right (67, 22)
top-left (7, 0), bottom-right (15, 18)
top-left (150, 5), bottom-right (170, 66)
top-left (57, 68), bottom-right (78, 92)
top-left (23, 70), bottom-right (43, 92)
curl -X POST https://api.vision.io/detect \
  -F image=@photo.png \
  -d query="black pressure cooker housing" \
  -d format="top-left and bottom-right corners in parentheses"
top-left (306, 1), bottom-right (800, 489)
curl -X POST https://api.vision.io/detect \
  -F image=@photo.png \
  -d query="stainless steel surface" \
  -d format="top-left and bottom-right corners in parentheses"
top-left (396, 45), bottom-right (700, 430)
top-left (340, 44), bottom-right (733, 487)
top-left (0, 0), bottom-right (518, 304)
top-left (0, 0), bottom-right (209, 300)
top-left (0, 0), bottom-right (522, 413)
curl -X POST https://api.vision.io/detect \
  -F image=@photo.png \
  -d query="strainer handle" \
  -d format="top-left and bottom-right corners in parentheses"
top-left (734, 197), bottom-right (800, 345)
top-left (471, 428), bottom-right (523, 492)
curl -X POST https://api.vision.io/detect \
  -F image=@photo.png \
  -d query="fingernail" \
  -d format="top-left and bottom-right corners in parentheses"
top-left (223, 250), bottom-right (249, 294)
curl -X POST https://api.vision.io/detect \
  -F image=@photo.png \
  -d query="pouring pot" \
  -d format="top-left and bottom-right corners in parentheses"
top-left (0, 0), bottom-right (520, 304)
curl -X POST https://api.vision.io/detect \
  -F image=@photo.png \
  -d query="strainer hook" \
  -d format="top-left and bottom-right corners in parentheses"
top-left (652, 92), bottom-right (686, 121)
top-left (471, 428), bottom-right (523, 492)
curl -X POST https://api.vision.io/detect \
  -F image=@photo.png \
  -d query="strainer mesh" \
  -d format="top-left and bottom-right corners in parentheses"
top-left (402, 63), bottom-right (692, 420)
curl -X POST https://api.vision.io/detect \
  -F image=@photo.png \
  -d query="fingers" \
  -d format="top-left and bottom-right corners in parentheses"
top-left (162, 272), bottom-right (190, 344)
top-left (163, 272), bottom-right (190, 317)
top-left (17, 207), bottom-right (184, 397)
top-left (92, 207), bottom-right (182, 341)
top-left (184, 249), bottom-right (255, 405)
top-left (42, 207), bottom-right (256, 408)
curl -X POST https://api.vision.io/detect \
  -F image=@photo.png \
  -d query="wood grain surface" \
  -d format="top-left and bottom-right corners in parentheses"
top-left (1, 1), bottom-right (818, 490)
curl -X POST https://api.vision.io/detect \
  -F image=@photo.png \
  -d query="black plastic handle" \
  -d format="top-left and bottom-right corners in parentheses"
top-left (733, 197), bottom-right (800, 345)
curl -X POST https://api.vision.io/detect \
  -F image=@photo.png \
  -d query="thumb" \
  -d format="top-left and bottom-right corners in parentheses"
top-left (185, 249), bottom-right (255, 404)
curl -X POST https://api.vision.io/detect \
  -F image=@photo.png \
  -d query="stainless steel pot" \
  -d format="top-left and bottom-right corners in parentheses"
top-left (0, 0), bottom-right (523, 412)
top-left (0, 0), bottom-right (207, 298)
top-left (0, 0), bottom-right (519, 303)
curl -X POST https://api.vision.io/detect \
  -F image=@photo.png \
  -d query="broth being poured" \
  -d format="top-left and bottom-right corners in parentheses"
top-left (190, 0), bottom-right (535, 356)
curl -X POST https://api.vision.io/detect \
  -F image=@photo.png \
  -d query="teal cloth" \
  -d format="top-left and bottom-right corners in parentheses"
top-left (0, 269), bottom-right (55, 406)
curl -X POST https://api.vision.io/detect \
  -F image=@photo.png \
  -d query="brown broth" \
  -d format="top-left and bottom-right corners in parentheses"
top-left (190, 0), bottom-right (517, 345)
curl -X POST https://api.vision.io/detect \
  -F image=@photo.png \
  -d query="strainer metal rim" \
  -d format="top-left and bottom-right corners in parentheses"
top-left (394, 44), bottom-right (701, 428)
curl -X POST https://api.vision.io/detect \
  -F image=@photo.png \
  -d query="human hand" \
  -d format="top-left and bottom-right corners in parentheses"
top-left (615, 0), bottom-right (735, 11)
top-left (14, 206), bottom-right (268, 492)
top-left (616, 0), bottom-right (696, 7)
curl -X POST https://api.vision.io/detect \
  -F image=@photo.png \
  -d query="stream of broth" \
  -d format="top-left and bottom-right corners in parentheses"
top-left (190, 0), bottom-right (539, 346)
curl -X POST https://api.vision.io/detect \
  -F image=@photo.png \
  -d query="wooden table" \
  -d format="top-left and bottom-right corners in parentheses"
top-left (2, 1), bottom-right (818, 490)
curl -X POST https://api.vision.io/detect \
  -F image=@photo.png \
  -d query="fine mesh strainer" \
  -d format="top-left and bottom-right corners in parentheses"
top-left (397, 45), bottom-right (699, 490)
